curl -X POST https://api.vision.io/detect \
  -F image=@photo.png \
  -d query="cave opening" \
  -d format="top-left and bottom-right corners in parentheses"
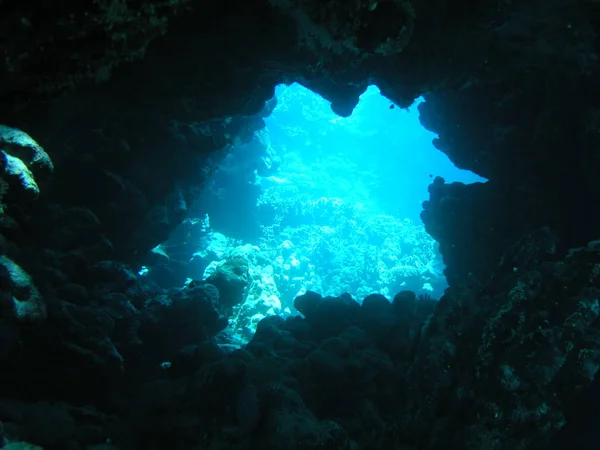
top-left (142, 82), bottom-right (485, 342)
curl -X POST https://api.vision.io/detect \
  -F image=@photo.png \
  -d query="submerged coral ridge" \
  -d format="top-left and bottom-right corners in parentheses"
top-left (2, 218), bottom-right (598, 449)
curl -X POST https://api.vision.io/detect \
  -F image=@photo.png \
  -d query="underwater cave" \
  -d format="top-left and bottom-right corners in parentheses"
top-left (144, 83), bottom-right (486, 343)
top-left (1, 1), bottom-right (600, 449)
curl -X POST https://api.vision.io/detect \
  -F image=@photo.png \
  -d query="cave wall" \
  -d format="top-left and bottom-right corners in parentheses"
top-left (3, 0), bottom-right (597, 270)
top-left (420, 70), bottom-right (600, 286)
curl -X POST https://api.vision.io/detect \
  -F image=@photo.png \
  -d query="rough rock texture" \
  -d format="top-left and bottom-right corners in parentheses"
top-left (419, 71), bottom-right (600, 287)
top-left (1, 0), bottom-right (600, 449)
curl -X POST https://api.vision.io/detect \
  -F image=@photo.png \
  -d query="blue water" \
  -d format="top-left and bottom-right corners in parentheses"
top-left (149, 82), bottom-right (486, 333)
top-left (264, 83), bottom-right (485, 222)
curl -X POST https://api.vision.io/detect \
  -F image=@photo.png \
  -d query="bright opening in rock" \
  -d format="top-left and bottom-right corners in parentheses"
top-left (143, 83), bottom-right (485, 343)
